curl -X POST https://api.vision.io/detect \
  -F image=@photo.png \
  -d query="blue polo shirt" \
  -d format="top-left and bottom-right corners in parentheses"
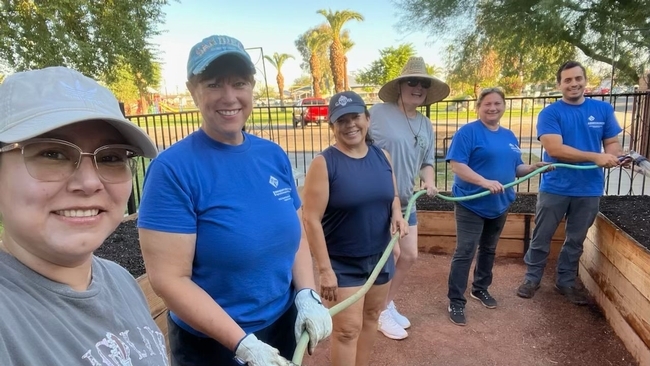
top-left (537, 98), bottom-right (622, 196)
top-left (446, 120), bottom-right (524, 218)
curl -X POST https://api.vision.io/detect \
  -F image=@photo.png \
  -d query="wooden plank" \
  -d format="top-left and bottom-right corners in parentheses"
top-left (417, 211), bottom-right (565, 241)
top-left (136, 274), bottom-right (170, 357)
top-left (581, 237), bottom-right (650, 349)
top-left (586, 214), bottom-right (650, 304)
top-left (417, 212), bottom-right (457, 236)
top-left (136, 274), bottom-right (167, 319)
top-left (579, 261), bottom-right (650, 366)
top-left (418, 235), bottom-right (563, 258)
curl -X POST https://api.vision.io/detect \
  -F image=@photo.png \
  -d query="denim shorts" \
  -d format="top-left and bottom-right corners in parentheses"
top-left (330, 252), bottom-right (395, 288)
top-left (405, 210), bottom-right (418, 226)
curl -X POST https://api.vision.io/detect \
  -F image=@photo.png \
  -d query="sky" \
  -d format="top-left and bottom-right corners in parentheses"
top-left (150, 0), bottom-right (448, 95)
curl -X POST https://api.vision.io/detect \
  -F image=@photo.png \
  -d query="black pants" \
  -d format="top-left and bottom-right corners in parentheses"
top-left (168, 304), bottom-right (298, 366)
top-left (447, 203), bottom-right (508, 307)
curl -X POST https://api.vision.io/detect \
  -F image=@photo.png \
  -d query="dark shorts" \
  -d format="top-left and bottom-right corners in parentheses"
top-left (330, 252), bottom-right (395, 288)
top-left (168, 303), bottom-right (297, 366)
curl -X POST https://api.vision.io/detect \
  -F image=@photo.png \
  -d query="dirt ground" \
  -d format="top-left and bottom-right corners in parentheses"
top-left (97, 209), bottom-right (643, 366)
top-left (302, 254), bottom-right (637, 366)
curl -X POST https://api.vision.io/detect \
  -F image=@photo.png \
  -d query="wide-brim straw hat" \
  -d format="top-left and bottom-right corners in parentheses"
top-left (378, 57), bottom-right (450, 106)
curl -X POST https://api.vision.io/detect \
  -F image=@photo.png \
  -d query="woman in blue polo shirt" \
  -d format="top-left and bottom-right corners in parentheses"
top-left (445, 88), bottom-right (551, 326)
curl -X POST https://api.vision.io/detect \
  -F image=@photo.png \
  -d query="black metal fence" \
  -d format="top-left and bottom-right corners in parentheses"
top-left (123, 93), bottom-right (650, 213)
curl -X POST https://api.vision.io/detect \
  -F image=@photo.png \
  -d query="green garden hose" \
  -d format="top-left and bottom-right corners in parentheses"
top-left (291, 162), bottom-right (601, 365)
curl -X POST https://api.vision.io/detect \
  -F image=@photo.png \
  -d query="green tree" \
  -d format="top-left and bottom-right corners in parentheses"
top-left (585, 67), bottom-right (604, 88)
top-left (341, 30), bottom-right (354, 91)
top-left (295, 25), bottom-right (331, 97)
top-left (444, 31), bottom-right (501, 98)
top-left (356, 43), bottom-right (416, 86)
top-left (0, 0), bottom-right (172, 86)
top-left (290, 75), bottom-right (312, 98)
top-left (426, 63), bottom-right (443, 77)
top-left (317, 9), bottom-right (364, 93)
top-left (104, 60), bottom-right (161, 113)
top-left (254, 85), bottom-right (279, 100)
top-left (394, 0), bottom-right (649, 85)
top-left (264, 52), bottom-right (295, 105)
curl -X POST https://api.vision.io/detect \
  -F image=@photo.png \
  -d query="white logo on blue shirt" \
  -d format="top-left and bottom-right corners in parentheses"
top-left (269, 175), bottom-right (279, 188)
top-left (509, 143), bottom-right (521, 153)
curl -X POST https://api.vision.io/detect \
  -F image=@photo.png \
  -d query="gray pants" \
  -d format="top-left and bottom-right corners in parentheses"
top-left (523, 192), bottom-right (600, 287)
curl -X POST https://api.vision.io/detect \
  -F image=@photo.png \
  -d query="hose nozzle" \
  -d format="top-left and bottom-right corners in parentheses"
top-left (627, 150), bottom-right (650, 177)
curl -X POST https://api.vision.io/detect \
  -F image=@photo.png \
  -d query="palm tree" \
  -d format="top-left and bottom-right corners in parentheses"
top-left (264, 52), bottom-right (295, 105)
top-left (341, 30), bottom-right (354, 91)
top-left (426, 63), bottom-right (444, 77)
top-left (317, 9), bottom-right (364, 93)
top-left (304, 26), bottom-right (330, 98)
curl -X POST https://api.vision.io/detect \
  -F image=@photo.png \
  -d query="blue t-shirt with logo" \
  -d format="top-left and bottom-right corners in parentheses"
top-left (537, 98), bottom-right (622, 196)
top-left (446, 120), bottom-right (524, 218)
top-left (137, 129), bottom-right (302, 335)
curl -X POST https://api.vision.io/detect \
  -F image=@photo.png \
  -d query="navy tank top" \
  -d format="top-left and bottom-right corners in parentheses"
top-left (321, 144), bottom-right (395, 257)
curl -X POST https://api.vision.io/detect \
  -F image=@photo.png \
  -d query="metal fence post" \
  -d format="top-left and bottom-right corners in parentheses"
top-left (120, 102), bottom-right (138, 215)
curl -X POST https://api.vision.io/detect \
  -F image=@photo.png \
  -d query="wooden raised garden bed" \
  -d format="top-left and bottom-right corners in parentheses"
top-left (416, 193), bottom-right (650, 366)
top-left (580, 197), bottom-right (650, 365)
top-left (416, 193), bottom-right (566, 258)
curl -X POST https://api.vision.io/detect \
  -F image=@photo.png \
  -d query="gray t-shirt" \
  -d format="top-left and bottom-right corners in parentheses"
top-left (0, 251), bottom-right (168, 366)
top-left (369, 102), bottom-right (435, 213)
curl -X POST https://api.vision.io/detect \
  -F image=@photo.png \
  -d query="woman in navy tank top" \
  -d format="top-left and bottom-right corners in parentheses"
top-left (302, 91), bottom-right (409, 366)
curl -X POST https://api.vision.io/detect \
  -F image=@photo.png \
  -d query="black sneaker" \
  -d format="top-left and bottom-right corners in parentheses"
top-left (448, 304), bottom-right (466, 326)
top-left (555, 284), bottom-right (588, 305)
top-left (470, 290), bottom-right (497, 309)
top-left (516, 280), bottom-right (540, 299)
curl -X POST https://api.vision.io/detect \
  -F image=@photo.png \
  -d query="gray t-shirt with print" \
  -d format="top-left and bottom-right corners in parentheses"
top-left (369, 102), bottom-right (436, 214)
top-left (0, 251), bottom-right (168, 366)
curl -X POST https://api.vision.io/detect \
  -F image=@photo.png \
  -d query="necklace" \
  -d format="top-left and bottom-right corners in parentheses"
top-left (403, 112), bottom-right (424, 147)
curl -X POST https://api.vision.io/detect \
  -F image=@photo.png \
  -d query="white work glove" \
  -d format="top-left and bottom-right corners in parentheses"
top-left (234, 334), bottom-right (292, 366)
top-left (294, 288), bottom-right (333, 354)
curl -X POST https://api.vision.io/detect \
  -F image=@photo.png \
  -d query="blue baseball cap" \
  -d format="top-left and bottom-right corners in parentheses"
top-left (328, 91), bottom-right (366, 123)
top-left (186, 35), bottom-right (255, 80)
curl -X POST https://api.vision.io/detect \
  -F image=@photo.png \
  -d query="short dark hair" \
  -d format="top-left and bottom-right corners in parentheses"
top-left (556, 61), bottom-right (587, 84)
top-left (188, 54), bottom-right (255, 86)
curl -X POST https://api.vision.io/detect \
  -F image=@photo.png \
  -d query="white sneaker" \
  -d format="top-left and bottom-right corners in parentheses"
top-left (378, 310), bottom-right (408, 340)
top-left (388, 301), bottom-right (411, 329)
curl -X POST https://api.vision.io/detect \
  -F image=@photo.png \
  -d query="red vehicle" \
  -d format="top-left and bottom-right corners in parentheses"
top-left (292, 97), bottom-right (328, 128)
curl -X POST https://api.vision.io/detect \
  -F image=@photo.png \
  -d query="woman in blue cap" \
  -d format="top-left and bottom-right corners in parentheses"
top-left (302, 90), bottom-right (408, 366)
top-left (137, 35), bottom-right (332, 366)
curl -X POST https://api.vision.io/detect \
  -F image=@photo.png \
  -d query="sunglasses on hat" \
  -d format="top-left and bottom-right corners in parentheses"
top-left (404, 78), bottom-right (431, 89)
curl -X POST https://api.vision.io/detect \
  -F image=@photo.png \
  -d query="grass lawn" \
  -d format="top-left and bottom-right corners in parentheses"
top-left (127, 104), bottom-right (543, 130)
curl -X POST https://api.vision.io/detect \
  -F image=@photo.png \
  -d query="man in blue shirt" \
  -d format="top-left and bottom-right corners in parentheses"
top-left (517, 61), bottom-right (624, 305)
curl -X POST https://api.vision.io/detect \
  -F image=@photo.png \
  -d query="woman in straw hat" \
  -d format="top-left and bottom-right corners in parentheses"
top-left (369, 56), bottom-right (450, 340)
